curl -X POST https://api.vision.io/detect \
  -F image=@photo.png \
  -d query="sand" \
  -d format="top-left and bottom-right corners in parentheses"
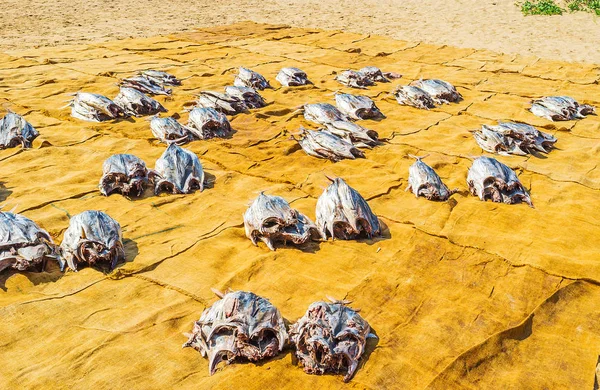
top-left (2, 0), bottom-right (600, 64)
top-left (1, 22), bottom-right (599, 388)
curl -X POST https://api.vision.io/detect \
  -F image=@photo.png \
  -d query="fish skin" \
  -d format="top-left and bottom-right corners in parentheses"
top-left (303, 103), bottom-right (349, 125)
top-left (0, 111), bottom-right (39, 149)
top-left (234, 67), bottom-right (272, 90)
top-left (139, 70), bottom-right (181, 86)
top-left (289, 299), bottom-right (371, 382)
top-left (150, 144), bottom-right (204, 195)
top-left (119, 75), bottom-right (172, 96)
top-left (276, 67), bottom-right (311, 86)
top-left (183, 290), bottom-right (288, 376)
top-left (335, 70), bottom-right (373, 89)
top-left (224, 86), bottom-right (266, 109)
top-left (69, 92), bottom-right (125, 122)
top-left (359, 66), bottom-right (402, 83)
top-left (530, 96), bottom-right (596, 121)
top-left (324, 120), bottom-right (379, 147)
top-left (186, 107), bottom-right (232, 140)
top-left (474, 122), bottom-right (556, 156)
top-left (243, 192), bottom-right (321, 250)
top-left (150, 116), bottom-right (193, 145)
top-left (0, 211), bottom-right (58, 273)
top-left (194, 91), bottom-right (248, 115)
top-left (316, 177), bottom-right (381, 239)
top-left (409, 79), bottom-right (462, 104)
top-left (60, 210), bottom-right (125, 272)
top-left (295, 128), bottom-right (364, 162)
top-left (334, 93), bottom-right (384, 120)
top-left (99, 154), bottom-right (148, 197)
top-left (467, 156), bottom-right (533, 207)
top-left (392, 85), bottom-right (436, 110)
top-left (113, 87), bottom-right (167, 117)
top-left (406, 156), bottom-right (457, 201)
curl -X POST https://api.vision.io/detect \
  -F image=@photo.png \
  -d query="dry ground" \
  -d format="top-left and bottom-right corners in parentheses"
top-left (2, 0), bottom-right (600, 63)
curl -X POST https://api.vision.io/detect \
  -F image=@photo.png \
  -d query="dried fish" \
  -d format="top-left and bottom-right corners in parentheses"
top-left (0, 211), bottom-right (57, 273)
top-left (474, 122), bottom-right (557, 156)
top-left (315, 177), bottom-right (381, 240)
top-left (392, 85), bottom-right (436, 110)
top-left (183, 289), bottom-right (288, 375)
top-left (303, 103), bottom-right (349, 125)
top-left (69, 92), bottom-right (125, 122)
top-left (406, 155), bottom-right (456, 201)
top-left (194, 91), bottom-right (248, 115)
top-left (244, 192), bottom-right (321, 250)
top-left (335, 70), bottom-right (374, 89)
top-left (289, 298), bottom-right (372, 382)
top-left (224, 86), bottom-right (266, 109)
top-left (473, 126), bottom-right (525, 156)
top-left (335, 93), bottom-right (384, 120)
top-left (99, 154), bottom-right (148, 197)
top-left (150, 144), bottom-right (204, 194)
top-left (119, 75), bottom-right (172, 96)
top-left (467, 156), bottom-right (533, 207)
top-left (359, 66), bottom-right (402, 83)
top-left (276, 67), bottom-right (311, 86)
top-left (187, 107), bottom-right (232, 140)
top-left (150, 116), bottom-right (192, 145)
top-left (293, 128), bottom-right (365, 162)
top-left (409, 79), bottom-right (462, 104)
top-left (139, 70), bottom-right (181, 86)
top-left (0, 111), bottom-right (39, 149)
top-left (234, 67), bottom-right (272, 90)
top-left (530, 96), bottom-right (596, 121)
top-left (113, 87), bottom-right (167, 117)
top-left (60, 210), bottom-right (125, 271)
top-left (324, 121), bottom-right (379, 148)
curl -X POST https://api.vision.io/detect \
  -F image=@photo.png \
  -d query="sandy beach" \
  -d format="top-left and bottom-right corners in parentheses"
top-left (2, 0), bottom-right (600, 63)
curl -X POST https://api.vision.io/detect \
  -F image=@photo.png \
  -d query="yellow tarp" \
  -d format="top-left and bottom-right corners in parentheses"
top-left (1, 22), bottom-right (599, 389)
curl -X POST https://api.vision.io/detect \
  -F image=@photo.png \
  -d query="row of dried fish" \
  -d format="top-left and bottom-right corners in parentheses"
top-left (69, 70), bottom-right (180, 122)
top-left (119, 70), bottom-right (182, 96)
top-left (236, 66), bottom-right (311, 89)
top-left (150, 107), bottom-right (232, 145)
top-left (99, 144), bottom-right (205, 197)
top-left (183, 290), bottom-right (373, 382)
top-left (0, 111), bottom-right (39, 149)
top-left (244, 178), bottom-right (381, 250)
top-left (529, 96), bottom-right (595, 121)
top-left (0, 210), bottom-right (124, 273)
top-left (193, 67), bottom-right (312, 115)
top-left (192, 86), bottom-right (266, 116)
top-left (393, 79), bottom-right (463, 109)
top-left (293, 95), bottom-right (383, 160)
top-left (336, 66), bottom-right (402, 89)
top-left (406, 155), bottom-right (533, 207)
top-left (69, 89), bottom-right (166, 122)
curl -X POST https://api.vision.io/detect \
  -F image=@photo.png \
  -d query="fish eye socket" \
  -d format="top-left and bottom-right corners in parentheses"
top-left (262, 220), bottom-right (279, 229)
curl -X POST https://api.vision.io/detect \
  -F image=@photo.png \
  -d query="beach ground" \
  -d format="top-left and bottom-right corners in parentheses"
top-left (2, 0), bottom-right (600, 63)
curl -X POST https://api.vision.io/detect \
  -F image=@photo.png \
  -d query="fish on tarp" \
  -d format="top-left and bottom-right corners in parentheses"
top-left (243, 192), bottom-right (321, 250)
top-left (0, 111), bottom-right (39, 149)
top-left (276, 67), bottom-right (311, 86)
top-left (183, 289), bottom-right (288, 375)
top-left (530, 96), bottom-right (595, 121)
top-left (69, 92), bottom-right (126, 122)
top-left (293, 127), bottom-right (365, 162)
top-left (467, 156), bottom-right (533, 207)
top-left (99, 154), bottom-right (148, 197)
top-left (113, 87), bottom-right (167, 117)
